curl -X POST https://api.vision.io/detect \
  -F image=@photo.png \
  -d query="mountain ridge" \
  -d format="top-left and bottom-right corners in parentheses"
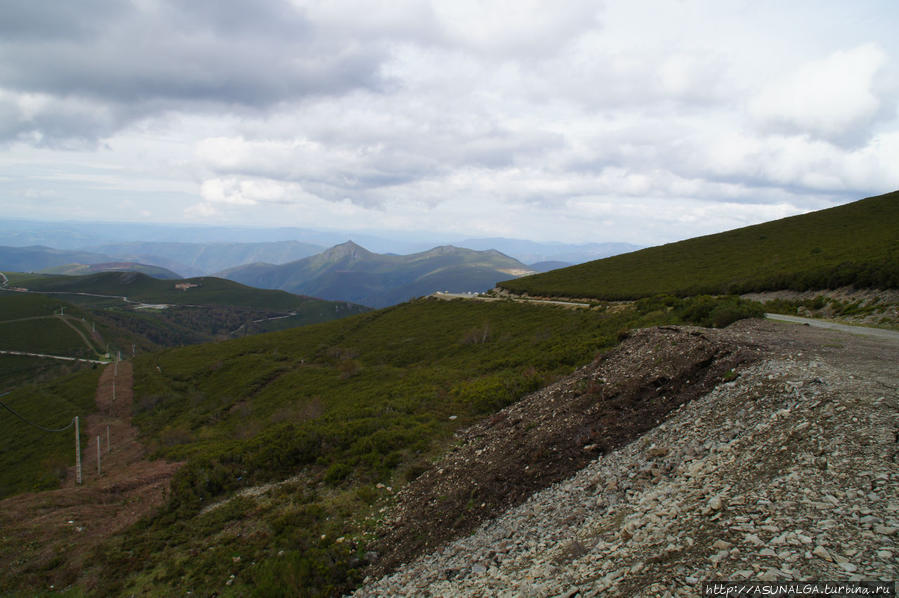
top-left (220, 242), bottom-right (537, 308)
top-left (499, 190), bottom-right (899, 299)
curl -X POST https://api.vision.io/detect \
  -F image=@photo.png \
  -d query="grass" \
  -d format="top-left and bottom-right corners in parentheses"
top-left (13, 271), bottom-right (369, 312)
top-left (0, 367), bottom-right (101, 499)
top-left (0, 319), bottom-right (94, 357)
top-left (83, 294), bottom-right (762, 597)
top-left (498, 190), bottom-right (899, 299)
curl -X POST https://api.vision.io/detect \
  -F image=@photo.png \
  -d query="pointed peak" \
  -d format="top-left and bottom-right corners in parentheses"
top-left (322, 240), bottom-right (372, 259)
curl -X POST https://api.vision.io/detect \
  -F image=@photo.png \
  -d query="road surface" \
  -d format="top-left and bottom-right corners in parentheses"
top-left (765, 312), bottom-right (899, 342)
top-left (0, 349), bottom-right (110, 364)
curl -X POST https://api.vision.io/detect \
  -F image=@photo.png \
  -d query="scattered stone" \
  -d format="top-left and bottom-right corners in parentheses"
top-left (353, 321), bottom-right (899, 598)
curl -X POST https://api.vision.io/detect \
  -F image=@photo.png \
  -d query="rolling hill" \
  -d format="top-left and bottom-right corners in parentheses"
top-left (220, 241), bottom-right (536, 308)
top-left (39, 261), bottom-right (182, 279)
top-left (498, 190), bottom-right (899, 300)
top-left (86, 240), bottom-right (325, 277)
top-left (1, 271), bottom-right (370, 353)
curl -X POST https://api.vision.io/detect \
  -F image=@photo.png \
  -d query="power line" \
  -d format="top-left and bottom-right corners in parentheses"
top-left (0, 392), bottom-right (76, 433)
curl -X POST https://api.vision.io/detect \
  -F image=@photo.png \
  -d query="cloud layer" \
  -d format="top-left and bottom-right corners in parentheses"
top-left (1, 0), bottom-right (897, 244)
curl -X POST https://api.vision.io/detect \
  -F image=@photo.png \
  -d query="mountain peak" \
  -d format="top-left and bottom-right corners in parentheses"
top-left (323, 241), bottom-right (372, 260)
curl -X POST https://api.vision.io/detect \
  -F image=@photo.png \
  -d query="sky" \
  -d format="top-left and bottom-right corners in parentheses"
top-left (1, 0), bottom-right (897, 246)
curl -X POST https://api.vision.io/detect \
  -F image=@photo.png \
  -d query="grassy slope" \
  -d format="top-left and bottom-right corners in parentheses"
top-left (498, 190), bottom-right (899, 299)
top-left (0, 367), bottom-right (101, 498)
top-left (4, 273), bottom-right (370, 350)
top-left (0, 294), bottom-right (98, 357)
top-left (88, 295), bottom-right (760, 596)
top-left (0, 294), bottom-right (159, 390)
top-left (40, 262), bottom-right (182, 279)
top-left (14, 271), bottom-right (343, 310)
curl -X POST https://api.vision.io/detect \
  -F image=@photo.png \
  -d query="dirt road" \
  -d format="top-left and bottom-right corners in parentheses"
top-left (765, 312), bottom-right (899, 341)
top-left (0, 361), bottom-right (181, 592)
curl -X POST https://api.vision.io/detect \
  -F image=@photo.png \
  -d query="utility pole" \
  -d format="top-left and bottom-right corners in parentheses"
top-left (74, 416), bottom-right (82, 485)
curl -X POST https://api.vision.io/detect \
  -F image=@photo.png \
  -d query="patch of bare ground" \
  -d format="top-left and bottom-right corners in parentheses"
top-left (357, 319), bottom-right (899, 596)
top-left (0, 361), bottom-right (181, 593)
top-left (366, 325), bottom-right (761, 579)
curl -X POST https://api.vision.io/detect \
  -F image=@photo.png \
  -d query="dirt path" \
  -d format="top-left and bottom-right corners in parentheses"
top-left (56, 314), bottom-right (102, 354)
top-left (765, 312), bottom-right (899, 341)
top-left (0, 361), bottom-right (181, 592)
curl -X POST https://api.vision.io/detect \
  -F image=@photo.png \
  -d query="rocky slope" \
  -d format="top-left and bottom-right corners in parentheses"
top-left (355, 319), bottom-right (898, 596)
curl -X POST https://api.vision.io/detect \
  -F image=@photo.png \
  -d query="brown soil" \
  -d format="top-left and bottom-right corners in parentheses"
top-left (369, 325), bottom-right (762, 577)
top-left (0, 361), bottom-right (181, 592)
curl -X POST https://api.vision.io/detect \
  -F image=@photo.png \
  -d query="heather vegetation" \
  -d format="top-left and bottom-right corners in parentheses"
top-left (498, 191), bottom-right (899, 299)
top-left (86, 295), bottom-right (762, 596)
top-left (0, 367), bottom-right (100, 499)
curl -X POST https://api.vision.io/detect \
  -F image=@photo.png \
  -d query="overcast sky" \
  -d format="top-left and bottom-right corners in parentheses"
top-left (1, 0), bottom-right (897, 245)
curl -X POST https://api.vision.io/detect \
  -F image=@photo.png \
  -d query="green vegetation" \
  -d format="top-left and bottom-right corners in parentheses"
top-left (499, 191), bottom-right (899, 299)
top-left (0, 294), bottom-right (106, 388)
top-left (14, 271), bottom-right (346, 310)
top-left (0, 367), bottom-right (100, 499)
top-left (0, 318), bottom-right (92, 356)
top-left (87, 295), bottom-right (761, 596)
top-left (39, 261), bottom-right (182, 279)
top-left (223, 241), bottom-right (536, 308)
top-left (1, 273), bottom-right (370, 359)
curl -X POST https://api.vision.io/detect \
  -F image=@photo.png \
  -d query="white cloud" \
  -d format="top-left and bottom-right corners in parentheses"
top-left (749, 44), bottom-right (892, 145)
top-left (2, 1), bottom-right (898, 246)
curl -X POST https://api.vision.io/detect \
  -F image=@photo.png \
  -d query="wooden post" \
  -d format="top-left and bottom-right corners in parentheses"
top-left (75, 416), bottom-right (82, 485)
top-left (106, 424), bottom-right (110, 454)
top-left (97, 436), bottom-right (101, 476)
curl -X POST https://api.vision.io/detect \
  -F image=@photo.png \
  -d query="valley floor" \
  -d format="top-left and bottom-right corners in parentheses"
top-left (356, 319), bottom-right (898, 596)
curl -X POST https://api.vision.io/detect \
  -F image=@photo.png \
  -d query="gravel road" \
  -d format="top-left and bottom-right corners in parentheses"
top-left (356, 318), bottom-right (899, 596)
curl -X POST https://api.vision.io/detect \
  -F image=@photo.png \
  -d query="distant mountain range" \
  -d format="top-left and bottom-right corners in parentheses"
top-left (0, 245), bottom-right (117, 273)
top-left (1, 220), bottom-right (639, 269)
top-left (219, 241), bottom-right (536, 308)
top-left (84, 241), bottom-right (325, 277)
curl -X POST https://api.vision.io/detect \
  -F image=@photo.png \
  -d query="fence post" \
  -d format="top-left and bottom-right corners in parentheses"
top-left (75, 416), bottom-right (82, 485)
top-left (97, 436), bottom-right (101, 477)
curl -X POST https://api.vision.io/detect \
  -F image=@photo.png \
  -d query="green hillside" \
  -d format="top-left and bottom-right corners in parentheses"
top-left (78, 294), bottom-right (759, 596)
top-left (0, 294), bottom-right (102, 357)
top-left (12, 271), bottom-right (327, 310)
top-left (498, 190), bottom-right (899, 299)
top-left (4, 272), bottom-right (370, 346)
top-left (40, 261), bottom-right (182, 279)
top-left (221, 242), bottom-right (535, 308)
top-left (0, 294), bottom-right (140, 390)
top-left (0, 367), bottom-right (100, 499)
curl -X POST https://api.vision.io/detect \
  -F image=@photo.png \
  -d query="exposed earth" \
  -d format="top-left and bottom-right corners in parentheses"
top-left (0, 361), bottom-right (181, 592)
top-left (1, 316), bottom-right (896, 596)
top-left (356, 318), bottom-right (898, 596)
